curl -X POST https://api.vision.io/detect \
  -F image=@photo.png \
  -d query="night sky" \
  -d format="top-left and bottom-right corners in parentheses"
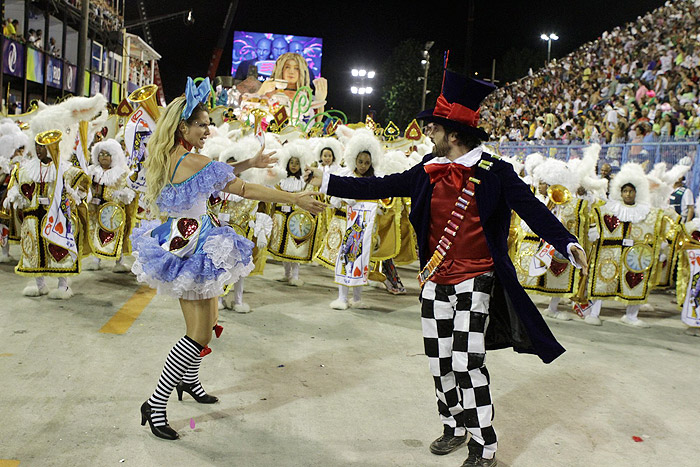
top-left (127, 0), bottom-right (667, 116)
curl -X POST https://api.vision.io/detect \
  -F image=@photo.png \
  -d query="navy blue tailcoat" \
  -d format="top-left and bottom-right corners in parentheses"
top-left (327, 151), bottom-right (578, 363)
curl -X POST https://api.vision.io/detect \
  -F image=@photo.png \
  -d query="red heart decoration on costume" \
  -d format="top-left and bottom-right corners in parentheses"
top-left (169, 236), bottom-right (189, 251)
top-left (177, 218), bottom-right (199, 239)
top-left (98, 228), bottom-right (115, 245)
top-left (625, 271), bottom-right (644, 288)
top-left (692, 231), bottom-right (700, 242)
top-left (353, 266), bottom-right (362, 277)
top-left (349, 211), bottom-right (357, 222)
top-left (209, 195), bottom-right (222, 205)
top-left (200, 346), bottom-right (212, 357)
top-left (213, 324), bottom-right (223, 338)
top-left (48, 243), bottom-right (69, 262)
top-left (20, 183), bottom-right (35, 200)
top-left (55, 222), bottom-right (64, 235)
top-left (603, 215), bottom-right (620, 232)
top-left (549, 261), bottom-right (569, 276)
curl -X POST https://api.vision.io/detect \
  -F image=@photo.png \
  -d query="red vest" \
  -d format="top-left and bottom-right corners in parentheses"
top-left (428, 165), bottom-right (494, 284)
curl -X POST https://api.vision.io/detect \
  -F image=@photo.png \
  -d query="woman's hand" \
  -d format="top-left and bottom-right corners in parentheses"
top-left (258, 79), bottom-right (277, 95)
top-left (294, 191), bottom-right (327, 215)
top-left (313, 77), bottom-right (328, 102)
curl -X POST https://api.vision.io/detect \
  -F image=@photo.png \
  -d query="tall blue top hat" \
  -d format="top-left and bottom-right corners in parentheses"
top-left (417, 70), bottom-right (496, 140)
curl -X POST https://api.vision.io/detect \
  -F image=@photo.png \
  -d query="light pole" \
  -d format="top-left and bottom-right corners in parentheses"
top-left (351, 68), bottom-right (375, 121)
top-left (420, 41), bottom-right (434, 111)
top-left (540, 33), bottom-right (559, 64)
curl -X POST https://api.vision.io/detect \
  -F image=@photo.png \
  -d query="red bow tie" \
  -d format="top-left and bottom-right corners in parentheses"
top-left (424, 162), bottom-right (470, 186)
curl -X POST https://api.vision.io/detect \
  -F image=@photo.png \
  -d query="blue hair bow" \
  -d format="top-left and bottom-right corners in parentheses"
top-left (181, 77), bottom-right (211, 120)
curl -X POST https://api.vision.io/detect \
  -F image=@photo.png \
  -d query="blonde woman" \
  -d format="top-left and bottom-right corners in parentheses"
top-left (132, 78), bottom-right (325, 440)
top-left (258, 52), bottom-right (327, 115)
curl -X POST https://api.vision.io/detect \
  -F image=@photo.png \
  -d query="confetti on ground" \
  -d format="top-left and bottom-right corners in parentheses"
top-left (277, 364), bottom-right (284, 368)
top-left (190, 418), bottom-right (195, 429)
top-left (632, 436), bottom-right (643, 442)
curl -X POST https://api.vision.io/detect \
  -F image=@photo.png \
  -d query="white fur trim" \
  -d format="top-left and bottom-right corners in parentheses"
top-left (533, 158), bottom-right (577, 192)
top-left (313, 137), bottom-right (344, 164)
top-left (87, 164), bottom-right (128, 187)
top-left (90, 139), bottom-right (126, 168)
top-left (22, 157), bottom-right (57, 183)
top-left (605, 199), bottom-right (651, 223)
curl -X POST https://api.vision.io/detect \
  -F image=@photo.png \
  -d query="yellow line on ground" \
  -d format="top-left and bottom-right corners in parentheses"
top-left (0, 460), bottom-right (21, 467)
top-left (0, 353), bottom-right (14, 357)
top-left (99, 286), bottom-right (156, 335)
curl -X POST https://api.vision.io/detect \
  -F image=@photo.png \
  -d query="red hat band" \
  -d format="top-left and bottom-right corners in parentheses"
top-left (433, 94), bottom-right (480, 127)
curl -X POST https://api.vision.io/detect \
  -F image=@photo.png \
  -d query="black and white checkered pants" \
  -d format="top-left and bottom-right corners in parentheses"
top-left (420, 272), bottom-right (498, 459)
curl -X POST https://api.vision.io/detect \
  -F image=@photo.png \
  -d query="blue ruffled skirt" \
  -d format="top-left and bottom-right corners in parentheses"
top-left (131, 214), bottom-right (255, 300)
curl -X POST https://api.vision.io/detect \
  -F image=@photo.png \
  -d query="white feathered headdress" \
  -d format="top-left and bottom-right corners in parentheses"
top-left (343, 128), bottom-right (382, 173)
top-left (533, 158), bottom-right (578, 192)
top-left (524, 152), bottom-right (544, 178)
top-left (610, 162), bottom-right (650, 205)
top-left (313, 137), bottom-right (344, 164)
top-left (90, 139), bottom-right (127, 169)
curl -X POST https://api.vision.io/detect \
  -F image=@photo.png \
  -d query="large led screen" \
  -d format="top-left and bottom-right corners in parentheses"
top-left (232, 31), bottom-right (322, 80)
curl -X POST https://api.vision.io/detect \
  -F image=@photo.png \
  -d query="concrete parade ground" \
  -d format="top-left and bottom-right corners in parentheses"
top-left (0, 244), bottom-right (698, 467)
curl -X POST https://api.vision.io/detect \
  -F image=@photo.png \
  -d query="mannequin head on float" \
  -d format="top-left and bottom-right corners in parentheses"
top-left (320, 148), bottom-right (335, 167)
top-left (271, 53), bottom-right (310, 91)
top-left (255, 38), bottom-right (271, 60)
top-left (621, 183), bottom-right (636, 205)
top-left (354, 151), bottom-right (373, 177)
top-left (272, 37), bottom-right (289, 60)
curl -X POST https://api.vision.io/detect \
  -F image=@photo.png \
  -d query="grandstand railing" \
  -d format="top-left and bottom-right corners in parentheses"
top-left (492, 140), bottom-right (700, 197)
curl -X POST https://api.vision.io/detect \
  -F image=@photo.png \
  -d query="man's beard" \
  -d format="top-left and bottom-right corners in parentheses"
top-left (433, 135), bottom-right (449, 158)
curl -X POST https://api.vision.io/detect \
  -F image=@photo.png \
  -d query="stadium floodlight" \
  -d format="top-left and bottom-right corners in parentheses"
top-left (351, 86), bottom-right (358, 94)
top-left (359, 69), bottom-right (367, 77)
top-left (367, 71), bottom-right (375, 79)
top-left (352, 69), bottom-right (359, 77)
top-left (358, 88), bottom-right (366, 95)
top-left (540, 33), bottom-right (559, 63)
top-left (365, 87), bottom-right (373, 94)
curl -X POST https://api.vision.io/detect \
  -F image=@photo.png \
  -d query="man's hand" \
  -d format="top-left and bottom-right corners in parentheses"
top-left (571, 245), bottom-right (588, 276)
top-left (303, 166), bottom-right (323, 188)
top-left (294, 191), bottom-right (327, 215)
top-left (250, 145), bottom-right (278, 169)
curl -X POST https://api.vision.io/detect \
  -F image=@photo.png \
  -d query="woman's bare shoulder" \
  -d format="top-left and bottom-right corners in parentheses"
top-left (170, 152), bottom-right (215, 184)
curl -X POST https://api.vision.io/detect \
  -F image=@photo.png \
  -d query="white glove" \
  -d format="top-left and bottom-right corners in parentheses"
top-left (659, 253), bottom-right (667, 263)
top-left (588, 225), bottom-right (600, 242)
top-left (113, 187), bottom-right (136, 205)
top-left (249, 212), bottom-right (273, 249)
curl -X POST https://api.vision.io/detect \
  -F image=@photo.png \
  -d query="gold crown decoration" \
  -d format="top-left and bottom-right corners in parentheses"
top-left (383, 121), bottom-right (400, 141)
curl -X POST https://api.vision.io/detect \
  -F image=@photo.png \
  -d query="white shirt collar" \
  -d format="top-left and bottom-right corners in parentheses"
top-left (424, 146), bottom-right (483, 168)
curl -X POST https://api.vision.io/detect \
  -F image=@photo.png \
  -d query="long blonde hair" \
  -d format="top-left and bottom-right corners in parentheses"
top-left (272, 53), bottom-right (310, 89)
top-left (143, 96), bottom-right (205, 214)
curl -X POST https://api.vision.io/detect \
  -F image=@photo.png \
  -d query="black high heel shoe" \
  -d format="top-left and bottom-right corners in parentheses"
top-left (140, 401), bottom-right (179, 440)
top-left (176, 382), bottom-right (219, 404)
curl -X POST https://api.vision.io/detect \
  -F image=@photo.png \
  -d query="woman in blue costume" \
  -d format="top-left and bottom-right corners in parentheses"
top-left (133, 78), bottom-right (325, 440)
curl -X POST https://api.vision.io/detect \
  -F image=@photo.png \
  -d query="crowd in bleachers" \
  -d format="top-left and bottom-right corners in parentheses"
top-left (65, 0), bottom-right (123, 32)
top-left (482, 0), bottom-right (700, 144)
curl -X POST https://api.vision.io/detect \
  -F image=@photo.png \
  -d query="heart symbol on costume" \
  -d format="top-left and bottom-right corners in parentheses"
top-left (692, 231), bottom-right (700, 242)
top-left (177, 218), bottom-right (199, 239)
top-left (209, 195), bottom-right (222, 205)
top-left (199, 346), bottom-right (212, 357)
top-left (349, 211), bottom-right (357, 222)
top-left (55, 221), bottom-right (64, 235)
top-left (48, 243), bottom-right (69, 262)
top-left (20, 183), bottom-right (35, 200)
top-left (604, 215), bottom-right (620, 232)
top-left (169, 236), bottom-right (189, 251)
top-left (625, 271), bottom-right (644, 288)
top-left (98, 228), bottom-right (115, 245)
top-left (353, 266), bottom-right (362, 277)
top-left (549, 261), bottom-right (568, 276)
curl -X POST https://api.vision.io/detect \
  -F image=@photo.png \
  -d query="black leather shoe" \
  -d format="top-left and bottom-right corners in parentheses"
top-left (429, 433), bottom-right (467, 455)
top-left (140, 401), bottom-right (179, 440)
top-left (462, 453), bottom-right (498, 466)
top-left (176, 382), bottom-right (219, 404)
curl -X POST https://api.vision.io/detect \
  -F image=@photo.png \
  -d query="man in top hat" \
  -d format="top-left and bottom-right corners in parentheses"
top-left (306, 70), bottom-right (587, 466)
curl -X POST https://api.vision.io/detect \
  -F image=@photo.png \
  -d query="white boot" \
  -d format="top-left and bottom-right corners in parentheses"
top-left (350, 286), bottom-right (369, 309)
top-left (112, 256), bottom-right (129, 273)
top-left (0, 243), bottom-right (13, 263)
top-left (620, 305), bottom-right (650, 328)
top-left (23, 277), bottom-right (49, 297)
top-left (48, 277), bottom-right (73, 300)
top-left (83, 257), bottom-right (101, 271)
top-left (583, 300), bottom-right (603, 326)
top-left (232, 280), bottom-right (251, 313)
top-left (331, 285), bottom-right (349, 310)
top-left (288, 263), bottom-right (304, 286)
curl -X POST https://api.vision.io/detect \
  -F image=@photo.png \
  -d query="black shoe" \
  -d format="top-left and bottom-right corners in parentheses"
top-left (429, 432), bottom-right (467, 455)
top-left (176, 382), bottom-right (219, 404)
top-left (140, 401), bottom-right (179, 440)
top-left (462, 453), bottom-right (498, 466)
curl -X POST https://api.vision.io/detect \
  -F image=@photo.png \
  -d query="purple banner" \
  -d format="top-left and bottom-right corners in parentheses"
top-left (46, 56), bottom-right (63, 88)
top-left (101, 77), bottom-right (111, 101)
top-left (2, 39), bottom-right (25, 78)
top-left (90, 73), bottom-right (101, 96)
top-left (63, 64), bottom-right (77, 92)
